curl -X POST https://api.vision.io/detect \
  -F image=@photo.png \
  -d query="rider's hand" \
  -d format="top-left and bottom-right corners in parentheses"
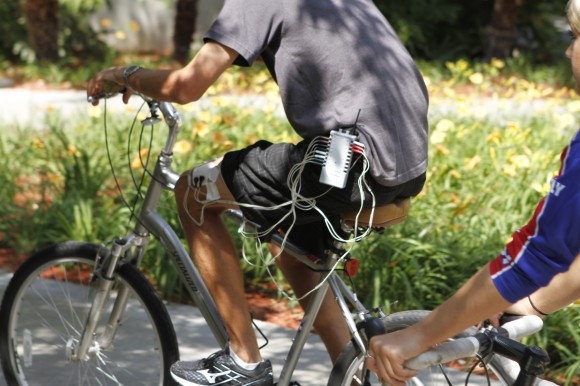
top-left (87, 67), bottom-right (129, 106)
top-left (477, 312), bottom-right (503, 329)
top-left (366, 329), bottom-right (422, 386)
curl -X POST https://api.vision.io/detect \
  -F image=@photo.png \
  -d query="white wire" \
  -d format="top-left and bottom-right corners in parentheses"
top-left (180, 136), bottom-right (377, 302)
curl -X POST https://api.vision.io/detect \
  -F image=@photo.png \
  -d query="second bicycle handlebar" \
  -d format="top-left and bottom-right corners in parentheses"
top-left (405, 315), bottom-right (556, 386)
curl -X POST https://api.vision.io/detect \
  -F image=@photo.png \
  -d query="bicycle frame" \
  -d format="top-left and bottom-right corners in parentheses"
top-left (75, 98), bottom-right (374, 386)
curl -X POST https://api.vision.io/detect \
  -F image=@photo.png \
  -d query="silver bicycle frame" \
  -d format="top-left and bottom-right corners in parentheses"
top-left (76, 99), bottom-right (372, 385)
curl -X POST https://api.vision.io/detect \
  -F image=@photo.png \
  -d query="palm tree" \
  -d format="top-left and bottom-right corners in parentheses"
top-left (485, 0), bottom-right (524, 60)
top-left (172, 0), bottom-right (199, 64)
top-left (23, 0), bottom-right (59, 62)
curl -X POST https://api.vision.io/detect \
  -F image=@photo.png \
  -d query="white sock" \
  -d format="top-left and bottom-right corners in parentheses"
top-left (229, 348), bottom-right (260, 371)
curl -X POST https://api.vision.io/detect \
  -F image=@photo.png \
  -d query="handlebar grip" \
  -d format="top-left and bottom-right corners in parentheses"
top-left (87, 81), bottom-right (127, 104)
top-left (500, 315), bottom-right (543, 341)
top-left (87, 92), bottom-right (121, 104)
top-left (404, 336), bottom-right (480, 370)
top-left (404, 316), bottom-right (544, 371)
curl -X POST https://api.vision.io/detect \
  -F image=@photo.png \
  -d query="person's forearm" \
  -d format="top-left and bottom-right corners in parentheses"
top-left (408, 263), bottom-right (511, 350)
top-left (130, 42), bottom-right (237, 104)
top-left (89, 42), bottom-right (238, 106)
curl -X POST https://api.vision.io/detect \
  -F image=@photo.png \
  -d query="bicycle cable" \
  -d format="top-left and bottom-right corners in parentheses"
top-left (464, 354), bottom-right (492, 386)
top-left (102, 99), bottom-right (158, 235)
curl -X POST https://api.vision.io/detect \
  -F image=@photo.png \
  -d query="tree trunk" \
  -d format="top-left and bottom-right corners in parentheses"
top-left (485, 0), bottom-right (524, 60)
top-left (172, 0), bottom-right (199, 64)
top-left (23, 0), bottom-right (59, 62)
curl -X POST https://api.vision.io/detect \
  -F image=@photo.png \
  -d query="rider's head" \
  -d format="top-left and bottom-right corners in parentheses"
top-left (568, 0), bottom-right (580, 33)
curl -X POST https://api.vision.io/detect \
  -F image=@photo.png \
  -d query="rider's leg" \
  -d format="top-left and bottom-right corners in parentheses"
top-left (271, 244), bottom-right (350, 363)
top-left (174, 166), bottom-right (262, 364)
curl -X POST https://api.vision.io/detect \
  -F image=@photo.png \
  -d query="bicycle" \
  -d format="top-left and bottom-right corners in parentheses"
top-left (0, 89), bottom-right (558, 386)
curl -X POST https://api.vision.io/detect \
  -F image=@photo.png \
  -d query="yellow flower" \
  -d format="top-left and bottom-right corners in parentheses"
top-left (213, 131), bottom-right (228, 143)
top-left (556, 113), bottom-right (575, 129)
top-left (457, 59), bottom-right (469, 71)
top-left (509, 154), bottom-right (530, 169)
top-left (506, 122), bottom-right (521, 134)
top-left (468, 72), bottom-right (484, 85)
top-left (32, 137), bottom-right (45, 149)
top-left (491, 58), bottom-right (506, 69)
top-left (489, 147), bottom-right (496, 161)
top-left (67, 145), bottom-right (81, 157)
top-left (532, 181), bottom-right (550, 195)
top-left (486, 129), bottom-right (501, 144)
top-left (435, 119), bottom-right (455, 132)
top-left (174, 140), bottom-right (192, 155)
top-left (129, 20), bottom-right (141, 32)
top-left (567, 100), bottom-right (580, 112)
top-left (465, 155), bottom-right (481, 170)
top-left (131, 149), bottom-right (149, 169)
top-left (430, 130), bottom-right (446, 145)
top-left (192, 122), bottom-right (209, 139)
top-left (116, 30), bottom-right (126, 40)
top-left (502, 164), bottom-right (517, 177)
top-left (449, 170), bottom-right (462, 179)
top-left (435, 145), bottom-right (449, 155)
top-left (100, 18), bottom-right (112, 29)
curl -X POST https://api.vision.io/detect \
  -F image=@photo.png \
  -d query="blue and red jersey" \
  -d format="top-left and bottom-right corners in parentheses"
top-left (490, 130), bottom-right (580, 303)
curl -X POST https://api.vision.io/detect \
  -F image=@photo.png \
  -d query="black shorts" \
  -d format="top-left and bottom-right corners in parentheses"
top-left (221, 140), bottom-right (425, 256)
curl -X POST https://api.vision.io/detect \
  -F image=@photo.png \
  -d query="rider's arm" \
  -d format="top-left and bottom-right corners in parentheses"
top-left (368, 139), bottom-right (580, 386)
top-left (368, 264), bottom-right (510, 386)
top-left (87, 41), bottom-right (238, 105)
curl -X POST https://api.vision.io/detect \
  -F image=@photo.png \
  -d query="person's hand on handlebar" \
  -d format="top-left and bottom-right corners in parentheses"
top-left (87, 67), bottom-right (133, 106)
top-left (366, 329), bottom-right (422, 386)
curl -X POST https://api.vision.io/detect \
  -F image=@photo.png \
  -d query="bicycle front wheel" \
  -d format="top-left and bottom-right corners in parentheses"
top-left (328, 310), bottom-right (509, 386)
top-left (0, 241), bottom-right (179, 386)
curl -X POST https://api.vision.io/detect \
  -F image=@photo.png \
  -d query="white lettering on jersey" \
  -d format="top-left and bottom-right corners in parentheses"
top-left (550, 179), bottom-right (566, 197)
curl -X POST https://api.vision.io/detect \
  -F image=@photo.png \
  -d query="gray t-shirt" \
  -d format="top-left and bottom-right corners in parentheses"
top-left (205, 0), bottom-right (428, 187)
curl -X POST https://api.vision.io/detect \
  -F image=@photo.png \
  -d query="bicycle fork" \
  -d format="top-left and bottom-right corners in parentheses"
top-left (69, 235), bottom-right (145, 362)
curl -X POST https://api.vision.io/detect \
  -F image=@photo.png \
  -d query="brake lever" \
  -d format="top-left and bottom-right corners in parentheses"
top-left (141, 99), bottom-right (162, 126)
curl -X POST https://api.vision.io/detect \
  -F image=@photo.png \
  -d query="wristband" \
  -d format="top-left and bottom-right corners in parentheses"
top-left (123, 65), bottom-right (142, 91)
top-left (528, 296), bottom-right (548, 316)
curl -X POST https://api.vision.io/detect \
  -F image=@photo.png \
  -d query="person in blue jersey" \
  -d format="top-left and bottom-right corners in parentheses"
top-left (367, 1), bottom-right (580, 384)
top-left (87, 1), bottom-right (428, 385)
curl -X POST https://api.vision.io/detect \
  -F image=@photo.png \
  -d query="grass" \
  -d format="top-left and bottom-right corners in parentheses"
top-left (1, 56), bottom-right (579, 383)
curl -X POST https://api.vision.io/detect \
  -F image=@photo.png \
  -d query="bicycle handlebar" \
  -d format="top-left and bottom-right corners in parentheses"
top-left (404, 315), bottom-right (556, 386)
top-left (86, 81), bottom-right (154, 105)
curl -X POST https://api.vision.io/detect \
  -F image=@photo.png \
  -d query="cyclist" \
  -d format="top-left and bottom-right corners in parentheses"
top-left (367, 1), bottom-right (580, 384)
top-left (87, 1), bottom-right (428, 385)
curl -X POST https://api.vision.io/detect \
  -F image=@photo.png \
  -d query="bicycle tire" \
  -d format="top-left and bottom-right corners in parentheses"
top-left (0, 241), bottom-right (180, 386)
top-left (328, 310), bottom-right (510, 386)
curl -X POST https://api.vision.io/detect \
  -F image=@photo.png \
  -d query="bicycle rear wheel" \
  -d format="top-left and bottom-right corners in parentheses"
top-left (0, 241), bottom-right (179, 386)
top-left (328, 310), bottom-right (510, 386)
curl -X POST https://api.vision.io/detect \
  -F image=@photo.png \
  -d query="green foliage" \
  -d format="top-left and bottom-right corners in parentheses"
top-left (375, 0), bottom-right (491, 60)
top-left (2, 60), bottom-right (580, 383)
top-left (0, 1), bottom-right (27, 62)
top-left (1, 0), bottom-right (112, 65)
top-left (373, 0), bottom-right (567, 61)
top-left (524, 306), bottom-right (580, 384)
